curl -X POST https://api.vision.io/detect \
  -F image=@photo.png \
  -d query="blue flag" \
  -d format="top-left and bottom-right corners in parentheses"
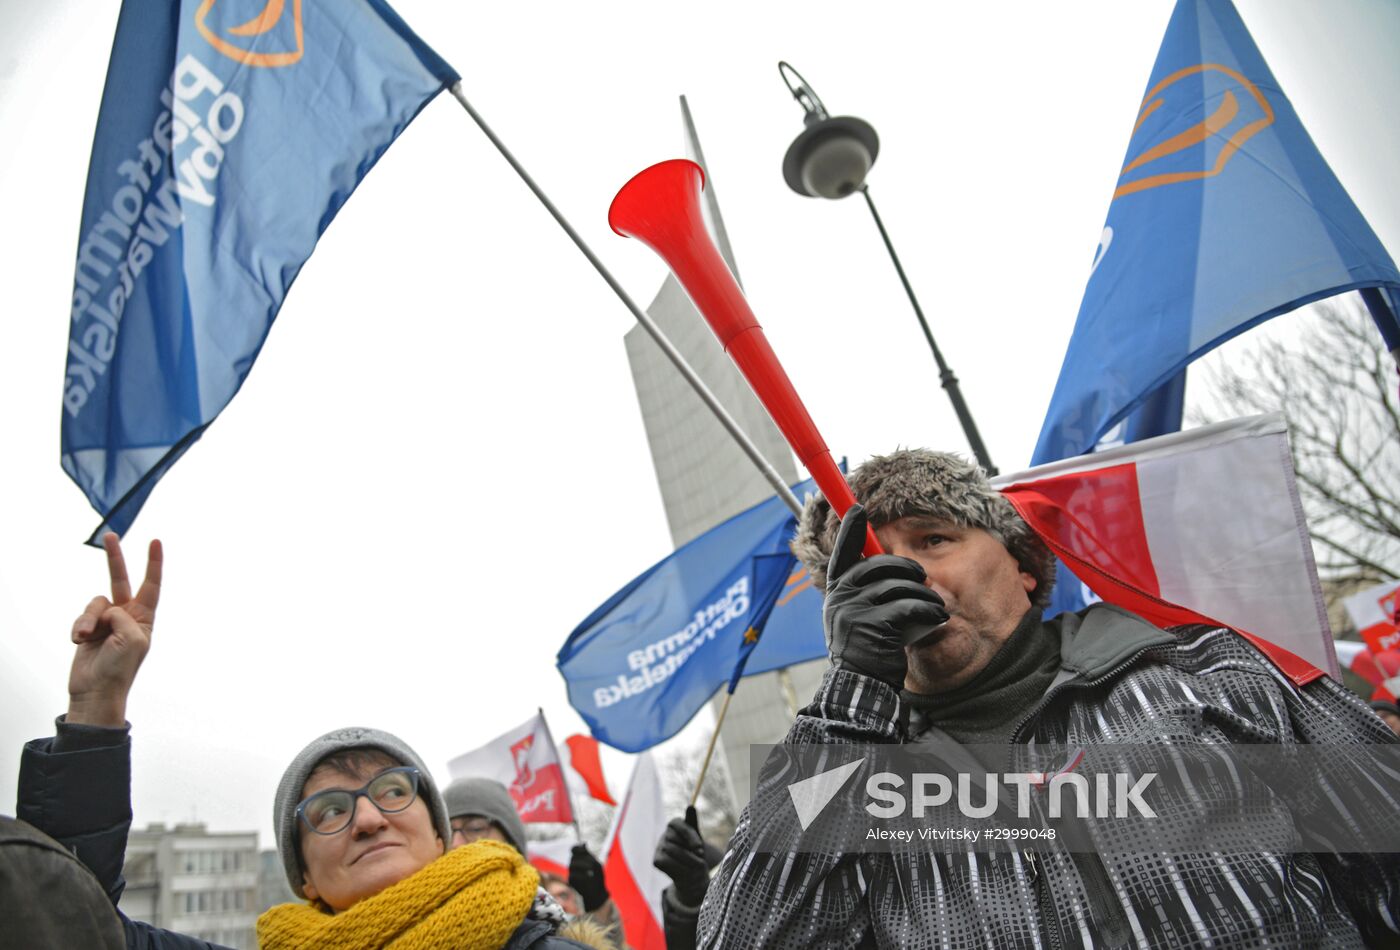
top-left (726, 550), bottom-right (799, 691)
top-left (62, 0), bottom-right (457, 542)
top-left (1032, 0), bottom-right (1400, 467)
top-left (558, 479), bottom-right (827, 753)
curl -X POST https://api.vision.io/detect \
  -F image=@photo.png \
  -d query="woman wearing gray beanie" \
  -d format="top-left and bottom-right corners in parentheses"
top-left (16, 534), bottom-right (616, 950)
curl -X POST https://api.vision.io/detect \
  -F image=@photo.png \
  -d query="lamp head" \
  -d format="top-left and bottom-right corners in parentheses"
top-left (778, 61), bottom-right (879, 200)
top-left (782, 115), bottom-right (879, 199)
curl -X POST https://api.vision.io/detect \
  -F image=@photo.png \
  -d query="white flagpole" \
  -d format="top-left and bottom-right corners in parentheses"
top-left (448, 84), bottom-right (801, 518)
top-left (536, 706), bottom-right (584, 841)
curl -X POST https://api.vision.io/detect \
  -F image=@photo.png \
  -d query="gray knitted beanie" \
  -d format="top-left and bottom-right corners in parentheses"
top-left (442, 777), bottom-right (528, 855)
top-left (273, 726), bottom-right (451, 898)
top-left (791, 449), bottom-right (1057, 607)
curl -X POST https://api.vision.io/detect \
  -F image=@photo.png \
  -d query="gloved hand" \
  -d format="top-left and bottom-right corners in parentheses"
top-left (824, 504), bottom-right (949, 689)
top-left (652, 813), bottom-right (709, 908)
top-left (568, 844), bottom-right (609, 912)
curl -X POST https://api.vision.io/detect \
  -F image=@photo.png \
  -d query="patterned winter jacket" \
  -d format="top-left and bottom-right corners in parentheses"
top-left (698, 604), bottom-right (1400, 949)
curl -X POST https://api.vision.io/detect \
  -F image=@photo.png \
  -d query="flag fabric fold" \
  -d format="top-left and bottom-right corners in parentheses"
top-left (557, 477), bottom-right (826, 753)
top-left (526, 835), bottom-right (579, 881)
top-left (562, 733), bottom-right (617, 806)
top-left (1032, 0), bottom-right (1400, 468)
top-left (63, 0), bottom-right (457, 541)
top-left (446, 711), bottom-right (575, 824)
top-left (998, 414), bottom-right (1336, 684)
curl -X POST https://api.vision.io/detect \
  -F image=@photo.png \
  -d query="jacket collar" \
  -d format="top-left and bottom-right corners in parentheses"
top-left (1049, 602), bottom-right (1175, 681)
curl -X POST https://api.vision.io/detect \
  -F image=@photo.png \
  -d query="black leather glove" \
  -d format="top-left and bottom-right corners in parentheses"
top-left (568, 844), bottom-right (609, 912)
top-left (824, 504), bottom-right (949, 688)
top-left (653, 813), bottom-right (710, 907)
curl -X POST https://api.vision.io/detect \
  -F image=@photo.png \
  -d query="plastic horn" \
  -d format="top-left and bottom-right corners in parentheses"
top-left (610, 159), bottom-right (882, 558)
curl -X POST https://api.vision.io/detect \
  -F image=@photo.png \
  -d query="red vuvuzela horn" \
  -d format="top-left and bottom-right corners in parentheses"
top-left (610, 159), bottom-right (881, 558)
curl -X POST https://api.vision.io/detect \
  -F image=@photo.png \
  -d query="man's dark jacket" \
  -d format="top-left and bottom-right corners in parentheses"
top-left (699, 605), bottom-right (1400, 949)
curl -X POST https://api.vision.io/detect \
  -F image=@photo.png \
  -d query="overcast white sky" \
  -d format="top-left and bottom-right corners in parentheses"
top-left (1, 0), bottom-right (1397, 852)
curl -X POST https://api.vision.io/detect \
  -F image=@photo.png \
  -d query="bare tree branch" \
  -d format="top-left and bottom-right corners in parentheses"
top-left (1196, 297), bottom-right (1400, 583)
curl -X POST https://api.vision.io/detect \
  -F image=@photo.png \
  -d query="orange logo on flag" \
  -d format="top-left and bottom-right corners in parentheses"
top-left (195, 0), bottom-right (304, 68)
top-left (1114, 63), bottom-right (1274, 199)
top-left (777, 567), bottom-right (813, 608)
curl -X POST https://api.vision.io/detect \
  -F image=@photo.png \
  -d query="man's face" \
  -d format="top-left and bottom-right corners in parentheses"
top-left (449, 815), bottom-right (509, 850)
top-left (875, 516), bottom-right (1036, 695)
top-left (545, 878), bottom-right (582, 917)
top-left (300, 763), bottom-right (444, 912)
top-left (1378, 709), bottom-right (1400, 737)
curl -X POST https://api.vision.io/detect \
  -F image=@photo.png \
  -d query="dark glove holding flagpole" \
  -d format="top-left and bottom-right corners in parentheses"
top-left (824, 504), bottom-right (948, 689)
top-left (568, 844), bottom-right (609, 913)
top-left (653, 809), bottom-right (710, 908)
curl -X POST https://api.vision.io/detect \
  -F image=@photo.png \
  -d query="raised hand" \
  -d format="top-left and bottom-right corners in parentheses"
top-left (653, 815), bottom-right (710, 908)
top-left (823, 504), bottom-right (948, 689)
top-left (67, 532), bottom-right (163, 727)
top-left (568, 843), bottom-right (610, 913)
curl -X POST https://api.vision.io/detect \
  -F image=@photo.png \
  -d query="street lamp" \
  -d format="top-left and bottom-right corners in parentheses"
top-left (778, 62), bottom-right (997, 475)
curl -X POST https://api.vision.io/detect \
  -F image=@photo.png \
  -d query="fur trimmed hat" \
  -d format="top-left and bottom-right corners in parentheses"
top-left (273, 726), bottom-right (451, 898)
top-left (792, 449), bottom-right (1056, 607)
top-left (442, 777), bottom-right (528, 855)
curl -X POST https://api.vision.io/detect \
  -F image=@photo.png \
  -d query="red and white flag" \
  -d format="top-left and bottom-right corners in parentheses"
top-left (995, 413), bottom-right (1337, 684)
top-left (1336, 640), bottom-right (1379, 681)
top-left (1331, 640), bottom-right (1400, 702)
top-left (526, 835), bottom-right (578, 880)
top-left (1343, 580), bottom-right (1400, 655)
top-left (447, 711), bottom-right (574, 824)
top-left (601, 752), bottom-right (667, 950)
top-left (562, 734), bottom-right (617, 806)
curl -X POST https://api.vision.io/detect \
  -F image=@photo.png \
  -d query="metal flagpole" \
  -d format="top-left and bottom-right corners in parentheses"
top-left (540, 706), bottom-right (586, 841)
top-left (448, 84), bottom-right (802, 518)
top-left (451, 85), bottom-right (808, 815)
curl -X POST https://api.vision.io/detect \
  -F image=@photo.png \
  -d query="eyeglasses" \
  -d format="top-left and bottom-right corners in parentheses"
top-left (450, 818), bottom-right (499, 844)
top-left (296, 767), bottom-right (421, 836)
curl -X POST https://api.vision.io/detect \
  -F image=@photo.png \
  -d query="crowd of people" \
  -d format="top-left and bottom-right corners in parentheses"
top-left (7, 450), bottom-right (1400, 948)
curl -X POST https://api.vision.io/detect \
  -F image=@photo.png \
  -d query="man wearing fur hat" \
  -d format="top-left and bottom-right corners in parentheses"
top-left (697, 449), bottom-right (1400, 949)
top-left (17, 534), bottom-right (616, 950)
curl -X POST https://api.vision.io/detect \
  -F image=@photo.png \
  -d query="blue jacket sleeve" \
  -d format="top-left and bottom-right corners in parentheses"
top-left (17, 723), bottom-right (231, 950)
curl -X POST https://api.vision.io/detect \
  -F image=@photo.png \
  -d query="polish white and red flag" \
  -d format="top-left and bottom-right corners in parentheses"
top-left (1342, 580), bottom-right (1400, 655)
top-left (562, 733), bottom-right (617, 806)
top-left (994, 413), bottom-right (1338, 685)
top-left (601, 752), bottom-right (668, 950)
top-left (526, 835), bottom-right (579, 880)
top-left (447, 710), bottom-right (574, 824)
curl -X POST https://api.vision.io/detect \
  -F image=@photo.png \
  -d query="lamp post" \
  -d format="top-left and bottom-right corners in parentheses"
top-left (778, 62), bottom-right (998, 475)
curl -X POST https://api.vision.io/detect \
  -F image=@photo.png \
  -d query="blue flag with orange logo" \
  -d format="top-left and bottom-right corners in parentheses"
top-left (62, 0), bottom-right (457, 542)
top-left (558, 477), bottom-right (827, 753)
top-left (1032, 0), bottom-right (1400, 469)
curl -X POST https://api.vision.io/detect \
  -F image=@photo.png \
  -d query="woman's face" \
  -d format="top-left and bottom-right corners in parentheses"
top-left (298, 761), bottom-right (444, 912)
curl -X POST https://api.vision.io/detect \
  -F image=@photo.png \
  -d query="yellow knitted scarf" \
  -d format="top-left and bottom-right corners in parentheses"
top-left (257, 840), bottom-right (538, 950)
